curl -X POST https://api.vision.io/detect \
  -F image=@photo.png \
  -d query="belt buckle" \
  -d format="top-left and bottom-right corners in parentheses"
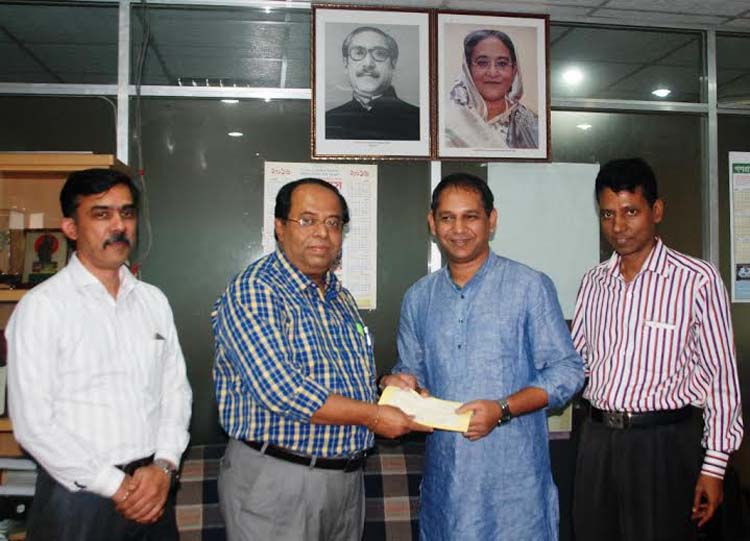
top-left (605, 411), bottom-right (629, 429)
top-left (344, 451), bottom-right (364, 472)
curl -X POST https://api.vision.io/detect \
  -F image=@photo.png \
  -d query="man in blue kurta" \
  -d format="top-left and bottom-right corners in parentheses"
top-left (381, 173), bottom-right (584, 540)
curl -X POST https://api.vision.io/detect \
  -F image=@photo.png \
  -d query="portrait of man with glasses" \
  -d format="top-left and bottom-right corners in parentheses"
top-left (325, 25), bottom-right (421, 141)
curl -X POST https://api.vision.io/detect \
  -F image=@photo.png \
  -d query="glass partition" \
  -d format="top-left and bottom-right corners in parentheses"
top-left (550, 24), bottom-right (704, 103)
top-left (0, 2), bottom-right (118, 84)
top-left (717, 33), bottom-right (750, 109)
top-left (0, 96), bottom-right (117, 153)
top-left (131, 4), bottom-right (310, 88)
top-left (132, 97), bottom-right (429, 441)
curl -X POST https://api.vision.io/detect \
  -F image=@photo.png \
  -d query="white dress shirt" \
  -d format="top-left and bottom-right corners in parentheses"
top-left (7, 254), bottom-right (192, 497)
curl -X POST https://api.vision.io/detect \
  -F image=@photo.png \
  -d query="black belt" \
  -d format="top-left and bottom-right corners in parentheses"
top-left (243, 440), bottom-right (368, 472)
top-left (590, 406), bottom-right (693, 429)
top-left (116, 455), bottom-right (154, 476)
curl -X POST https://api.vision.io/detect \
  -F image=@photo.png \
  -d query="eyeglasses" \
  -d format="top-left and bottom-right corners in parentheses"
top-left (285, 216), bottom-right (344, 231)
top-left (471, 58), bottom-right (514, 72)
top-left (348, 46), bottom-right (391, 63)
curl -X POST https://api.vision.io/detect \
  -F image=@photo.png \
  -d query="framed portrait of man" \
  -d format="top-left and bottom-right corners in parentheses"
top-left (437, 12), bottom-right (550, 160)
top-left (312, 6), bottom-right (431, 159)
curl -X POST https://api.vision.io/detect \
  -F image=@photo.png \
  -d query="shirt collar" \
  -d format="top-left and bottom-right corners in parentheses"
top-left (352, 86), bottom-right (397, 111)
top-left (443, 250), bottom-right (496, 291)
top-left (605, 237), bottom-right (669, 280)
top-left (67, 252), bottom-right (138, 298)
top-left (273, 249), bottom-right (341, 298)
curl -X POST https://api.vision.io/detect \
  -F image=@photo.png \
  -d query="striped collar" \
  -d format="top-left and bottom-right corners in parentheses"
top-left (605, 237), bottom-right (670, 281)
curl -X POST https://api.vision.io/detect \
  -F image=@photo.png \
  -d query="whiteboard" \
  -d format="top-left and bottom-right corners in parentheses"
top-left (488, 162), bottom-right (600, 318)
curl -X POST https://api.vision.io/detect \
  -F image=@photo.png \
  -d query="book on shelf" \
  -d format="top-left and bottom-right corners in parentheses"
top-left (0, 459), bottom-right (34, 472)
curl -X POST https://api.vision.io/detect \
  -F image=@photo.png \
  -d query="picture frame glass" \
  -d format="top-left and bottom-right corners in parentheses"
top-left (22, 229), bottom-right (69, 285)
top-left (313, 7), bottom-right (432, 159)
top-left (437, 13), bottom-right (549, 160)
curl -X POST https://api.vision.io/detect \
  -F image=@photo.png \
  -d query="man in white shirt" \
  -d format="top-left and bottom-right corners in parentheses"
top-left (6, 168), bottom-right (193, 540)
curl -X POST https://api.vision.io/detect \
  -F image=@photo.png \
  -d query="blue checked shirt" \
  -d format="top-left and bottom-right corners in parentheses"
top-left (212, 250), bottom-right (376, 457)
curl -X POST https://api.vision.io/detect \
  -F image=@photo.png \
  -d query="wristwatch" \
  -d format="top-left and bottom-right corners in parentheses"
top-left (154, 459), bottom-right (179, 489)
top-left (496, 398), bottom-right (513, 425)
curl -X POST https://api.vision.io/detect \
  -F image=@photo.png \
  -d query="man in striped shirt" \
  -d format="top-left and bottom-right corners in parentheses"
top-left (571, 158), bottom-right (743, 541)
top-left (212, 178), bottom-right (429, 541)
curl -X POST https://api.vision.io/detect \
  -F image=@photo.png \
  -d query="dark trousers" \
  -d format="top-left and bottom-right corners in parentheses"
top-left (26, 468), bottom-right (178, 541)
top-left (573, 409), bottom-right (703, 541)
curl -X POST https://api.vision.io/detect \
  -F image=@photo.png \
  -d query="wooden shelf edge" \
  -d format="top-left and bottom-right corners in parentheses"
top-left (0, 153), bottom-right (131, 176)
top-left (0, 290), bottom-right (26, 302)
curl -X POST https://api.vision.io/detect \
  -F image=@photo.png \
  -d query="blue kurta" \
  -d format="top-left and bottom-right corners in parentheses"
top-left (393, 252), bottom-right (584, 541)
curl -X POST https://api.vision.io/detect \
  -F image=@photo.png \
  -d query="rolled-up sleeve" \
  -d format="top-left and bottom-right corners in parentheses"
top-left (392, 288), bottom-right (428, 387)
top-left (526, 273), bottom-right (585, 409)
top-left (214, 281), bottom-right (329, 422)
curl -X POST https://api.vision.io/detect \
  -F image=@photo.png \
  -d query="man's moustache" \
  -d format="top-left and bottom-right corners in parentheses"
top-left (103, 232), bottom-right (131, 248)
top-left (356, 69), bottom-right (380, 77)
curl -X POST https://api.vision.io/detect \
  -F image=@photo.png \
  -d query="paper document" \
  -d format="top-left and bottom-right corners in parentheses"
top-left (378, 386), bottom-right (472, 432)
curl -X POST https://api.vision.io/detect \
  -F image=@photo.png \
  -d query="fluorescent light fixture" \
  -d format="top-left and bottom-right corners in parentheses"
top-left (652, 88), bottom-right (671, 98)
top-left (562, 67), bottom-right (584, 85)
top-left (264, 6), bottom-right (271, 13)
top-left (228, 131), bottom-right (244, 137)
top-left (221, 99), bottom-right (239, 104)
top-left (576, 124), bottom-right (592, 131)
top-left (264, 97), bottom-right (272, 102)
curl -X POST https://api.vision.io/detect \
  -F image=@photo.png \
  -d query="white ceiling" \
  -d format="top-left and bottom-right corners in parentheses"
top-left (322, 0), bottom-right (750, 29)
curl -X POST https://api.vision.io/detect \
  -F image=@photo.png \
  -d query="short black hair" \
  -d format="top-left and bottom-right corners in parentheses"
top-left (595, 158), bottom-right (659, 206)
top-left (274, 178), bottom-right (350, 224)
top-left (342, 26), bottom-right (399, 67)
top-left (60, 168), bottom-right (140, 218)
top-left (431, 173), bottom-right (494, 216)
top-left (464, 29), bottom-right (517, 67)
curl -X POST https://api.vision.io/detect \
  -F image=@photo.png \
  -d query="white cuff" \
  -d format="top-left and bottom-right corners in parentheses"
top-left (86, 465), bottom-right (126, 498)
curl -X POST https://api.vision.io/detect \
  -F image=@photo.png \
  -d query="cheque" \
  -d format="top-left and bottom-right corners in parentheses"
top-left (378, 386), bottom-right (472, 432)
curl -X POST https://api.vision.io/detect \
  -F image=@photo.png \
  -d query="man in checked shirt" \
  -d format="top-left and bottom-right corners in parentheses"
top-left (572, 158), bottom-right (743, 541)
top-left (212, 178), bottom-right (430, 541)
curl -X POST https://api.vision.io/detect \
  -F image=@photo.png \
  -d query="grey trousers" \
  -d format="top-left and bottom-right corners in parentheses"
top-left (218, 438), bottom-right (365, 541)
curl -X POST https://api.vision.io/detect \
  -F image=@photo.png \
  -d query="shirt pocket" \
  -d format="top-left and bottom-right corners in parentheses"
top-left (643, 320), bottom-right (676, 332)
top-left (638, 320), bottom-right (677, 376)
top-left (135, 331), bottom-right (167, 393)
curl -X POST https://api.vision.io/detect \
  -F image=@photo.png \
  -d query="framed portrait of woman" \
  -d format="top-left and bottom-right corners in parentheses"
top-left (312, 6), bottom-right (431, 160)
top-left (437, 12), bottom-right (550, 160)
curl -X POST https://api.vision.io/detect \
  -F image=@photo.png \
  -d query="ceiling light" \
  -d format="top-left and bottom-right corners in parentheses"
top-left (221, 99), bottom-right (239, 104)
top-left (228, 132), bottom-right (244, 137)
top-left (264, 7), bottom-right (271, 13)
top-left (264, 97), bottom-right (272, 102)
top-left (576, 124), bottom-right (592, 131)
top-left (562, 68), bottom-right (584, 85)
top-left (652, 88), bottom-right (671, 98)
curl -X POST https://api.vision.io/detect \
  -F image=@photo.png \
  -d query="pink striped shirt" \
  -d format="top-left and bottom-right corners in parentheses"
top-left (572, 238), bottom-right (743, 478)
